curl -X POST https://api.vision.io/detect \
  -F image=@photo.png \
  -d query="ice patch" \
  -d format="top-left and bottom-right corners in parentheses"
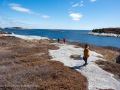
top-left (49, 43), bottom-right (120, 90)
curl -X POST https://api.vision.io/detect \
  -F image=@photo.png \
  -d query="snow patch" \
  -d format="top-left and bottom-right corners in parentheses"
top-left (0, 33), bottom-right (48, 40)
top-left (49, 43), bottom-right (120, 90)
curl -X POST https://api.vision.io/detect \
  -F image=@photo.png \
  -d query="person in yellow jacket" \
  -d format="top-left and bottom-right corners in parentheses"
top-left (83, 45), bottom-right (90, 65)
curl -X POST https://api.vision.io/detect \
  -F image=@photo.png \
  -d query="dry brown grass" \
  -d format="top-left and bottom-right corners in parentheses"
top-left (0, 36), bottom-right (88, 90)
top-left (93, 48), bottom-right (118, 61)
top-left (96, 60), bottom-right (120, 81)
top-left (70, 54), bottom-right (81, 58)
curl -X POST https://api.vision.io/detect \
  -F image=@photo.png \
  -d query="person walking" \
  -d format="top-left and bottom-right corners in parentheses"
top-left (83, 45), bottom-right (90, 65)
top-left (63, 38), bottom-right (66, 44)
top-left (58, 38), bottom-right (60, 43)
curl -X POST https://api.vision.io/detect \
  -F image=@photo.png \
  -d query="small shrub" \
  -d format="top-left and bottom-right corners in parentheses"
top-left (70, 54), bottom-right (81, 58)
top-left (0, 52), bottom-right (16, 60)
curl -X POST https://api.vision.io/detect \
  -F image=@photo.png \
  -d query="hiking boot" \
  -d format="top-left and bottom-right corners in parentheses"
top-left (83, 63), bottom-right (88, 66)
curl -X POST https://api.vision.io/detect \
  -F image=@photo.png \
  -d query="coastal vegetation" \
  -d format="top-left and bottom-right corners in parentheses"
top-left (92, 28), bottom-right (120, 34)
top-left (88, 28), bottom-right (120, 37)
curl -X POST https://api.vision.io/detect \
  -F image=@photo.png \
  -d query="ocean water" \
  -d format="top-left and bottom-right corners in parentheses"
top-left (3, 29), bottom-right (120, 48)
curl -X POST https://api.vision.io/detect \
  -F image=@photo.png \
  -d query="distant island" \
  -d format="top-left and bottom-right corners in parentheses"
top-left (88, 28), bottom-right (120, 38)
top-left (92, 28), bottom-right (120, 34)
top-left (5, 27), bottom-right (24, 30)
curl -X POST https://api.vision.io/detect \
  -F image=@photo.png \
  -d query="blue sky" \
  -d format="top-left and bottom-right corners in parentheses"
top-left (0, 0), bottom-right (120, 30)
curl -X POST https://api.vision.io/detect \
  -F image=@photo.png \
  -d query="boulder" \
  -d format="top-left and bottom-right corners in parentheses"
top-left (116, 55), bottom-right (120, 64)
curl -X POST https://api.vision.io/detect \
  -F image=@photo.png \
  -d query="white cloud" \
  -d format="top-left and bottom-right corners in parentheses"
top-left (80, 1), bottom-right (84, 6)
top-left (8, 3), bottom-right (48, 17)
top-left (72, 3), bottom-right (79, 7)
top-left (0, 15), bottom-right (52, 29)
top-left (71, 1), bottom-right (84, 7)
top-left (9, 3), bottom-right (32, 14)
top-left (81, 1), bottom-right (83, 3)
top-left (42, 15), bottom-right (50, 18)
top-left (69, 13), bottom-right (83, 21)
top-left (90, 0), bottom-right (96, 2)
top-left (10, 6), bottom-right (32, 14)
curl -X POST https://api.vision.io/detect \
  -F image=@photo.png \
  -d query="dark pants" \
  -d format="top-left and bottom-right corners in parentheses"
top-left (83, 57), bottom-right (88, 64)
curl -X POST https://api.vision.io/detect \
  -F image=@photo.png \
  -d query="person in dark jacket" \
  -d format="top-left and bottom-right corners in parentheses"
top-left (58, 38), bottom-right (60, 43)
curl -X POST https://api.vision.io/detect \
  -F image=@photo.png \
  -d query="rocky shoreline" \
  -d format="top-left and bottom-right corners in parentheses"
top-left (88, 28), bottom-right (120, 38)
top-left (88, 32), bottom-right (120, 37)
